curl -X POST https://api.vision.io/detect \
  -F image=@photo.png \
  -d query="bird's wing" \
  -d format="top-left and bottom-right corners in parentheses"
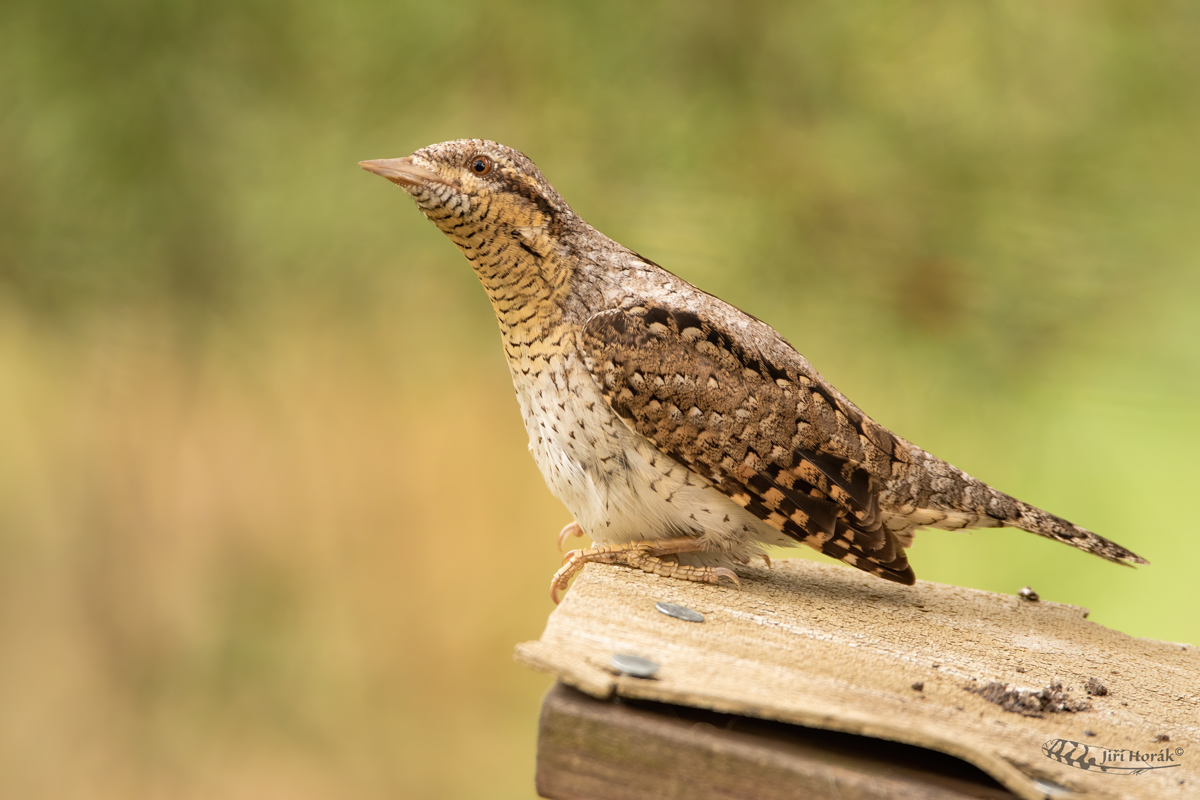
top-left (582, 302), bottom-right (915, 584)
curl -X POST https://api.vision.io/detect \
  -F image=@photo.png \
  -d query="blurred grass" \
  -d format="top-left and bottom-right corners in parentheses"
top-left (2, 1), bottom-right (1200, 797)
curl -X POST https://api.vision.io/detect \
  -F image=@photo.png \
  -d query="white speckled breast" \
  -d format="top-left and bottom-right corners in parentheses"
top-left (509, 345), bottom-right (788, 565)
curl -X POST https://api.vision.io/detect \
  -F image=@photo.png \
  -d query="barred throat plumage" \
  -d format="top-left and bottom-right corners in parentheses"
top-left (360, 139), bottom-right (1147, 602)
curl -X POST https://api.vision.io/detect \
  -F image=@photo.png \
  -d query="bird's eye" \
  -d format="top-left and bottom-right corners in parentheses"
top-left (470, 155), bottom-right (493, 176)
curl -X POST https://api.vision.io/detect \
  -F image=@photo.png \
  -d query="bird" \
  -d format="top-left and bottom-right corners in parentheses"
top-left (359, 139), bottom-right (1147, 603)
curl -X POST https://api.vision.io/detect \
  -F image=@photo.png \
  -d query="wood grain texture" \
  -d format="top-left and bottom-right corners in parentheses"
top-left (536, 682), bottom-right (1017, 800)
top-left (516, 559), bottom-right (1198, 800)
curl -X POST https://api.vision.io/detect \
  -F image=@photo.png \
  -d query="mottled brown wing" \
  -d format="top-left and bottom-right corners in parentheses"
top-left (582, 303), bottom-right (915, 584)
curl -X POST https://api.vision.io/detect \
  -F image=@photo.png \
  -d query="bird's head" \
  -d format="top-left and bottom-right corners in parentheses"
top-left (359, 139), bottom-right (572, 248)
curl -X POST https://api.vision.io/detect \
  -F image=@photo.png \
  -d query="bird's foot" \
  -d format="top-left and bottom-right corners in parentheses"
top-left (556, 521), bottom-right (586, 552)
top-left (550, 537), bottom-right (740, 604)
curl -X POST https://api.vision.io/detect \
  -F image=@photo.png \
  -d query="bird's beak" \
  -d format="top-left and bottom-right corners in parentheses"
top-left (358, 157), bottom-right (442, 188)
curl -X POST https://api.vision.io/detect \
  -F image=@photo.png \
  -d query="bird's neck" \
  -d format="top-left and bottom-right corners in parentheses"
top-left (443, 223), bottom-right (575, 347)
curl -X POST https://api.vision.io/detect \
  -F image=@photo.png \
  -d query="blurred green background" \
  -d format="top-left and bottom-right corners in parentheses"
top-left (2, 1), bottom-right (1198, 797)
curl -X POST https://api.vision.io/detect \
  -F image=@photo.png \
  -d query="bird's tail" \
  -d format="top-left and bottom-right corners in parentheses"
top-left (897, 447), bottom-right (1148, 567)
top-left (1005, 496), bottom-right (1148, 566)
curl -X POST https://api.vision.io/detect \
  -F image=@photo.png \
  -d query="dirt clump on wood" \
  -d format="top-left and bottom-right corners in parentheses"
top-left (967, 679), bottom-right (1091, 717)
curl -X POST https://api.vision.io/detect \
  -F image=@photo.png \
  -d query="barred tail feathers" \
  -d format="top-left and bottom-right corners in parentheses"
top-left (890, 447), bottom-right (1147, 567)
top-left (1008, 499), bottom-right (1148, 566)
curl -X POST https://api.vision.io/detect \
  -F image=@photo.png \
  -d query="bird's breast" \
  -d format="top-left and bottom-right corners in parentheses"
top-left (509, 347), bottom-right (632, 524)
top-left (507, 345), bottom-right (784, 558)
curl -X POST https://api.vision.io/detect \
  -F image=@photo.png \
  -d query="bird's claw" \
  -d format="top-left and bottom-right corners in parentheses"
top-left (713, 567), bottom-right (741, 587)
top-left (732, 552), bottom-right (771, 570)
top-left (557, 521), bottom-right (585, 552)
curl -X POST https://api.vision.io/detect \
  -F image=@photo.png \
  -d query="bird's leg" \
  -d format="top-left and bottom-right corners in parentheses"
top-left (556, 521), bottom-right (586, 552)
top-left (551, 537), bottom-right (740, 604)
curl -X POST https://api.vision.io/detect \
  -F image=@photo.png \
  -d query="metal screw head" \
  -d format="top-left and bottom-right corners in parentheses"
top-left (609, 653), bottom-right (659, 679)
top-left (655, 601), bottom-right (705, 623)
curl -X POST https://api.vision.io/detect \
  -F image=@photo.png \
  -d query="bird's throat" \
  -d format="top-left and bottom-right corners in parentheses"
top-left (443, 225), bottom-right (572, 355)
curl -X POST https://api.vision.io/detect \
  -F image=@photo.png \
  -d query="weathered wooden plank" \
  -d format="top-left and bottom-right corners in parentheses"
top-left (537, 682), bottom-right (1016, 800)
top-left (517, 559), bottom-right (1198, 800)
